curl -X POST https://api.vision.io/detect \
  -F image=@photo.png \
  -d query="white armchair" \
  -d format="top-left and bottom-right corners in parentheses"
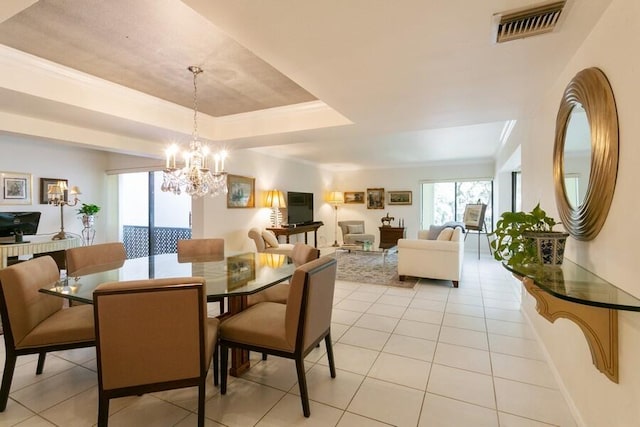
top-left (248, 228), bottom-right (294, 256)
top-left (397, 227), bottom-right (464, 287)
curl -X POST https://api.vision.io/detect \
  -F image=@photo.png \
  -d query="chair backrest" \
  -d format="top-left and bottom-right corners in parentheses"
top-left (0, 256), bottom-right (62, 347)
top-left (248, 228), bottom-right (266, 252)
top-left (66, 242), bottom-right (126, 275)
top-left (338, 220), bottom-right (365, 238)
top-left (290, 243), bottom-right (320, 267)
top-left (177, 238), bottom-right (224, 262)
top-left (93, 277), bottom-right (207, 391)
top-left (284, 256), bottom-right (337, 352)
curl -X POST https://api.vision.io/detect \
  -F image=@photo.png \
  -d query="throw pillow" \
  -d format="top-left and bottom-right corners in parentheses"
top-left (262, 230), bottom-right (280, 248)
top-left (451, 227), bottom-right (463, 241)
top-left (347, 224), bottom-right (365, 234)
top-left (437, 228), bottom-right (454, 241)
top-left (427, 225), bottom-right (444, 240)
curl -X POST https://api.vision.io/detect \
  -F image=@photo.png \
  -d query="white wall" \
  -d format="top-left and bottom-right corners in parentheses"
top-left (0, 135), bottom-right (109, 241)
top-left (495, 1), bottom-right (640, 424)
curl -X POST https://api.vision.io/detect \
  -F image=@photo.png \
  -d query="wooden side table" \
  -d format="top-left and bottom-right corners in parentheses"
top-left (378, 227), bottom-right (405, 249)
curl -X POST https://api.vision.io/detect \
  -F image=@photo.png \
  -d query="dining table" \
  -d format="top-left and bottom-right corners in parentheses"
top-left (40, 251), bottom-right (296, 376)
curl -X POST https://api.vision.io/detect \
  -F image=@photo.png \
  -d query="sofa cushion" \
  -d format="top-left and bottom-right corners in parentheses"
top-left (451, 227), bottom-right (463, 242)
top-left (437, 228), bottom-right (454, 241)
top-left (427, 225), bottom-right (443, 240)
top-left (347, 224), bottom-right (365, 234)
top-left (262, 230), bottom-right (280, 248)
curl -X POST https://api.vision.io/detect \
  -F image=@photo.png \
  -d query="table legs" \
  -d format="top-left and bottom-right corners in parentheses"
top-left (226, 295), bottom-right (251, 377)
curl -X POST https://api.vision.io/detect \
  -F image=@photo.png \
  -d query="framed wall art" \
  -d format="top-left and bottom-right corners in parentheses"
top-left (366, 188), bottom-right (385, 209)
top-left (344, 191), bottom-right (365, 204)
top-left (227, 174), bottom-right (255, 208)
top-left (1, 172), bottom-right (32, 205)
top-left (40, 178), bottom-right (67, 204)
top-left (388, 191), bottom-right (412, 205)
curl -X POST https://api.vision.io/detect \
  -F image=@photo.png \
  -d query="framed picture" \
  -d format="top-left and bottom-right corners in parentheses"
top-left (344, 191), bottom-right (365, 204)
top-left (366, 188), bottom-right (385, 209)
top-left (227, 174), bottom-right (255, 208)
top-left (40, 178), bottom-right (67, 204)
top-left (1, 172), bottom-right (32, 205)
top-left (388, 190), bottom-right (412, 205)
top-left (463, 203), bottom-right (487, 230)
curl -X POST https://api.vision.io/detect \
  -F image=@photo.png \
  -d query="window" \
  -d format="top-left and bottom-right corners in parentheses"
top-left (421, 180), bottom-right (493, 231)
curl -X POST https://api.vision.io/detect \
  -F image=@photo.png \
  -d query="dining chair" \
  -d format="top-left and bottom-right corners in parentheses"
top-left (219, 256), bottom-right (337, 417)
top-left (177, 238), bottom-right (225, 313)
top-left (93, 276), bottom-right (219, 427)
top-left (0, 256), bottom-right (95, 411)
top-left (65, 242), bottom-right (127, 276)
top-left (247, 242), bottom-right (320, 306)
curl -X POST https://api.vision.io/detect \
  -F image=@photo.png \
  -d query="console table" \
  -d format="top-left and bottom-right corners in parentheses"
top-left (266, 222), bottom-right (323, 248)
top-left (379, 226), bottom-right (405, 249)
top-left (0, 237), bottom-right (81, 268)
top-left (504, 260), bottom-right (640, 383)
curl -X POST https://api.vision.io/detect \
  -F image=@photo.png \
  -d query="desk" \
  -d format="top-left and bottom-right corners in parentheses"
top-left (267, 222), bottom-right (323, 248)
top-left (42, 251), bottom-right (295, 376)
top-left (0, 236), bottom-right (81, 268)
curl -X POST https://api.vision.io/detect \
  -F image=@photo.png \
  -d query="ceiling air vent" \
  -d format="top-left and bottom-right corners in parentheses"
top-left (494, 0), bottom-right (566, 43)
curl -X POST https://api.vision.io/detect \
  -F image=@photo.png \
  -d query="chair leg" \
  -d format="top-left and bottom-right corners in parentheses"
top-left (452, 280), bottom-right (459, 288)
top-left (97, 394), bottom-right (109, 427)
top-left (220, 345), bottom-right (228, 395)
top-left (295, 357), bottom-right (311, 417)
top-left (0, 353), bottom-right (17, 411)
top-left (36, 352), bottom-right (46, 375)
top-left (262, 353), bottom-right (267, 361)
top-left (197, 379), bottom-right (205, 427)
top-left (324, 334), bottom-right (336, 378)
top-left (213, 345), bottom-right (219, 387)
top-left (218, 298), bottom-right (225, 314)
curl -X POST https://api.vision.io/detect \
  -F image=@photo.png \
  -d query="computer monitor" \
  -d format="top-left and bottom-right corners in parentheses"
top-left (0, 212), bottom-right (42, 241)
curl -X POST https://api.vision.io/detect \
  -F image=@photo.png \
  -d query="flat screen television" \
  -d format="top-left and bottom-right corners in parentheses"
top-left (0, 212), bottom-right (42, 240)
top-left (287, 192), bottom-right (314, 226)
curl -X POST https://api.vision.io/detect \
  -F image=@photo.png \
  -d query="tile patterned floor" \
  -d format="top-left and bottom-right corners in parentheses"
top-left (0, 254), bottom-right (577, 426)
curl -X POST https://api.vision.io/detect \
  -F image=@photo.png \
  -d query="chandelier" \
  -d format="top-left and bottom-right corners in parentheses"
top-left (162, 66), bottom-right (228, 198)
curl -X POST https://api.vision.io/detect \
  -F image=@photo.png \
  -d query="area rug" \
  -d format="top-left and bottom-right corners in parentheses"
top-left (335, 251), bottom-right (417, 288)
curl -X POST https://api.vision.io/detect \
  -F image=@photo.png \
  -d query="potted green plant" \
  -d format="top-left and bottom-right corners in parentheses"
top-left (490, 203), bottom-right (569, 267)
top-left (77, 203), bottom-right (101, 228)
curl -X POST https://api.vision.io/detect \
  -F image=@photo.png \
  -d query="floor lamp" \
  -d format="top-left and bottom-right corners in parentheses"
top-left (327, 191), bottom-right (344, 247)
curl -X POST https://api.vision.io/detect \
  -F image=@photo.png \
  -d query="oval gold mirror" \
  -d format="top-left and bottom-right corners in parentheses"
top-left (553, 67), bottom-right (618, 241)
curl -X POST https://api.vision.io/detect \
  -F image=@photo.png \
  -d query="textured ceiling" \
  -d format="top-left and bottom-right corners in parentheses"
top-left (0, 0), bottom-right (615, 170)
top-left (0, 0), bottom-right (316, 117)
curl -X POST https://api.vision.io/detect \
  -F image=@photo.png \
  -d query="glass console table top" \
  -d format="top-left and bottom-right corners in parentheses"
top-left (504, 259), bottom-right (640, 311)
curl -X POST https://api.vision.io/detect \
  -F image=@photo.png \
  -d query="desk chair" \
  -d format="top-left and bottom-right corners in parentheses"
top-left (0, 256), bottom-right (95, 411)
top-left (93, 277), bottom-right (218, 427)
top-left (219, 256), bottom-right (337, 417)
top-left (177, 238), bottom-right (225, 314)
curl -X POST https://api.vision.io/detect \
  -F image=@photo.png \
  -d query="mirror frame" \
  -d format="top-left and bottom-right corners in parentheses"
top-left (553, 67), bottom-right (618, 241)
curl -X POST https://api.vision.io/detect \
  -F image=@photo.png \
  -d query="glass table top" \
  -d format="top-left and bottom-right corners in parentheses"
top-left (504, 259), bottom-right (640, 311)
top-left (41, 251), bottom-right (296, 304)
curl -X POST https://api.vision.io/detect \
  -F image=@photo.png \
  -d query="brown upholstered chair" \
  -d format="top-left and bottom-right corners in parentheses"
top-left (177, 238), bottom-right (225, 313)
top-left (0, 256), bottom-right (95, 411)
top-left (220, 256), bottom-right (337, 417)
top-left (65, 242), bottom-right (127, 276)
top-left (247, 242), bottom-right (320, 306)
top-left (93, 277), bottom-right (219, 427)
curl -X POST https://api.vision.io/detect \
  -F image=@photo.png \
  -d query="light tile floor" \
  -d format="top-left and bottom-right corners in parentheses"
top-left (0, 254), bottom-right (577, 426)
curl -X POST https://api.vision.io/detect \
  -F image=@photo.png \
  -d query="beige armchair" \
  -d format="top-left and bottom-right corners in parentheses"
top-left (219, 256), bottom-right (338, 417)
top-left (247, 242), bottom-right (320, 306)
top-left (248, 228), bottom-right (294, 255)
top-left (338, 220), bottom-right (375, 246)
top-left (93, 277), bottom-right (219, 427)
top-left (0, 256), bottom-right (95, 411)
top-left (66, 242), bottom-right (127, 276)
top-left (397, 227), bottom-right (465, 287)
